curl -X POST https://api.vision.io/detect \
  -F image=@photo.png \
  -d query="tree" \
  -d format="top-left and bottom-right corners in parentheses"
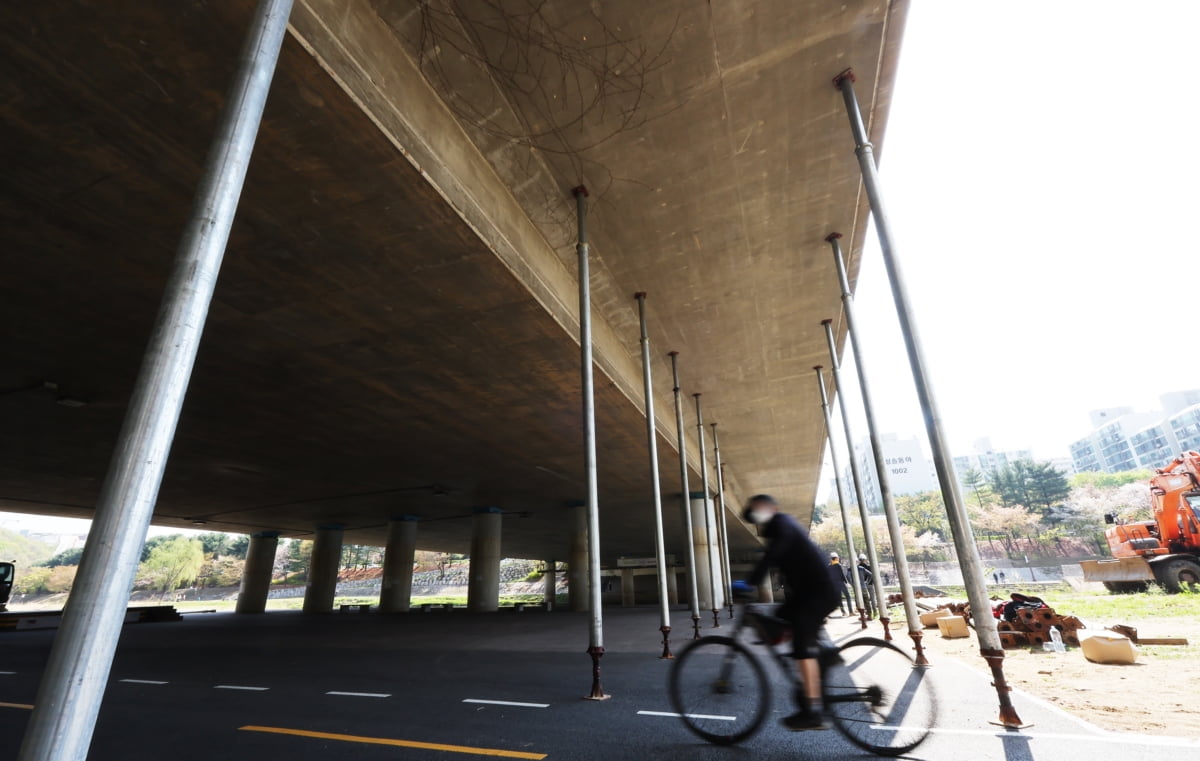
top-left (284, 539), bottom-right (312, 582)
top-left (990, 460), bottom-right (1069, 515)
top-left (197, 532), bottom-right (230, 559)
top-left (896, 491), bottom-right (948, 541)
top-left (41, 547), bottom-right (84, 568)
top-left (962, 468), bottom-right (990, 509)
top-left (226, 535), bottom-right (250, 560)
top-left (138, 537), bottom-right (204, 598)
top-left (970, 504), bottom-right (1040, 557)
top-left (0, 527), bottom-right (55, 568)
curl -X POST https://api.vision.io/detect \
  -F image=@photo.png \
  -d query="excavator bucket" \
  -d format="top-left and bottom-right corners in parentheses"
top-left (1080, 557), bottom-right (1155, 583)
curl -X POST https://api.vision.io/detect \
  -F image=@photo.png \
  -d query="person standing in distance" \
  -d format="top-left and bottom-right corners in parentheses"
top-left (856, 553), bottom-right (876, 620)
top-left (828, 552), bottom-right (852, 617)
top-left (733, 494), bottom-right (840, 731)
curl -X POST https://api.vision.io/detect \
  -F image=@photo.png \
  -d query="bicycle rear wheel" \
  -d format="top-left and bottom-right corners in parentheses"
top-left (824, 636), bottom-right (937, 757)
top-left (668, 636), bottom-right (769, 745)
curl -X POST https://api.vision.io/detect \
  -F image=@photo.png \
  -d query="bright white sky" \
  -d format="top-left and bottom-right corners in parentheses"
top-left (818, 1), bottom-right (1200, 499)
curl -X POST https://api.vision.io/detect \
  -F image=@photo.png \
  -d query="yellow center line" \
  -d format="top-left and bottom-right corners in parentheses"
top-left (0, 702), bottom-right (34, 710)
top-left (238, 725), bottom-right (547, 760)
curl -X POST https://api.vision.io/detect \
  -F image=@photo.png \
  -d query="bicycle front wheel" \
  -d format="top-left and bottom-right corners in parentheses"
top-left (668, 636), bottom-right (769, 745)
top-left (824, 637), bottom-right (937, 757)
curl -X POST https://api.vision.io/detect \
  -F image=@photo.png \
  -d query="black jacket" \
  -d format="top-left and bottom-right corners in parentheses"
top-left (827, 562), bottom-right (849, 589)
top-left (748, 512), bottom-right (840, 615)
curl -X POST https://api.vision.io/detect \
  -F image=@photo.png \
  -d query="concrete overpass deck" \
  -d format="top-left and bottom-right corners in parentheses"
top-left (2, 0), bottom-right (904, 562)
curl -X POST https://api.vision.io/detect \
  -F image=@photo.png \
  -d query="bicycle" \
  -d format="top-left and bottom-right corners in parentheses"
top-left (668, 603), bottom-right (937, 756)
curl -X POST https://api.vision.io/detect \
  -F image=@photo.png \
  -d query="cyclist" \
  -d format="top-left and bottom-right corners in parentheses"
top-left (733, 494), bottom-right (840, 731)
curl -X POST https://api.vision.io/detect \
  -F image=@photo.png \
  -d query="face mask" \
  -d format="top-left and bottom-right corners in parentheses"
top-left (750, 508), bottom-right (774, 525)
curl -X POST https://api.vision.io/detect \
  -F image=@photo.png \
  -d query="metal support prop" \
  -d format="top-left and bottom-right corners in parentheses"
top-left (669, 352), bottom-right (703, 640)
top-left (573, 186), bottom-right (607, 700)
top-left (827, 233), bottom-right (926, 664)
top-left (835, 69), bottom-right (1020, 725)
top-left (635, 293), bottom-right (673, 659)
top-left (692, 395), bottom-right (721, 628)
top-left (16, 3), bottom-right (293, 759)
top-left (711, 425), bottom-right (734, 619)
top-left (822, 319), bottom-right (890, 640)
top-left (814, 367), bottom-right (868, 628)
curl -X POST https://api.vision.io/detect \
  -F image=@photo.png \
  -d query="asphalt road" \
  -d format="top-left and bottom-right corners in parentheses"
top-left (1, 608), bottom-right (1195, 760)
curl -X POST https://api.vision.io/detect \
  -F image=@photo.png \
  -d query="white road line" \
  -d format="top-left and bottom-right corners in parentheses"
top-left (214, 685), bottom-right (270, 692)
top-left (0, 672), bottom-right (14, 675)
top-left (326, 691), bottom-right (390, 698)
top-left (120, 679), bottom-right (168, 685)
top-left (637, 710), bottom-right (736, 722)
top-left (463, 699), bottom-right (550, 709)
top-left (871, 726), bottom-right (1200, 748)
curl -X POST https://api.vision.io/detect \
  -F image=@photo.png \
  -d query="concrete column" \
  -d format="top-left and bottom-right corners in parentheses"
top-left (379, 516), bottom-right (419, 613)
top-left (666, 567), bottom-right (679, 605)
top-left (567, 501), bottom-right (588, 612)
top-left (544, 560), bottom-right (556, 611)
top-left (235, 531), bottom-right (280, 614)
top-left (689, 493), bottom-right (714, 610)
top-left (467, 507), bottom-right (502, 612)
top-left (759, 569), bottom-right (775, 604)
top-left (303, 524), bottom-right (344, 613)
top-left (620, 569), bottom-right (636, 607)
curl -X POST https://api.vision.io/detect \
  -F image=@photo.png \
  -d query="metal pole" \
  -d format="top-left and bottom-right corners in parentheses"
top-left (827, 232), bottom-right (926, 664)
top-left (835, 69), bottom-right (1021, 726)
top-left (669, 352), bottom-right (703, 639)
top-left (635, 293), bottom-right (672, 659)
top-left (17, 3), bottom-right (292, 759)
top-left (573, 186), bottom-right (607, 700)
top-left (711, 425), bottom-right (734, 619)
top-left (814, 366), bottom-right (867, 628)
top-left (693, 394), bottom-right (720, 629)
top-left (822, 319), bottom-right (890, 640)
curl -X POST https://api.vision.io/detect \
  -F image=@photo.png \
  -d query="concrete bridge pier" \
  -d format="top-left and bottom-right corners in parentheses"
top-left (303, 524), bottom-right (344, 613)
top-left (235, 530), bottom-right (280, 614)
top-left (567, 501), bottom-right (588, 612)
top-left (379, 516), bottom-right (419, 613)
top-left (467, 508), bottom-right (502, 612)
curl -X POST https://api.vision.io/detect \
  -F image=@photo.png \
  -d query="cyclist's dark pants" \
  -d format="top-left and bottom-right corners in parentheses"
top-left (776, 603), bottom-right (829, 660)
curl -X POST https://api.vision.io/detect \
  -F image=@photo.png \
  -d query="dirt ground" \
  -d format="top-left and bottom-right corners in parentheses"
top-left (916, 613), bottom-right (1200, 738)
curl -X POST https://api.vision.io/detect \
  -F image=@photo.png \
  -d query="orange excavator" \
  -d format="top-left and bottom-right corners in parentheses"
top-left (1081, 451), bottom-right (1200, 593)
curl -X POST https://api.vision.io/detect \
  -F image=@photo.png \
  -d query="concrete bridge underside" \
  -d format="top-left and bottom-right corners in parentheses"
top-left (0, 0), bottom-right (905, 563)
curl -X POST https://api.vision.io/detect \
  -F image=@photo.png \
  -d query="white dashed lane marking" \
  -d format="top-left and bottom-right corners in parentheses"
top-left (463, 699), bottom-right (550, 709)
top-left (637, 710), bottom-right (736, 721)
top-left (214, 685), bottom-right (270, 692)
top-left (326, 691), bottom-right (390, 698)
top-left (120, 679), bottom-right (168, 685)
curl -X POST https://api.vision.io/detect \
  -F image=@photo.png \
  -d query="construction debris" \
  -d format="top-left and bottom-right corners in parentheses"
top-left (1105, 624), bottom-right (1188, 646)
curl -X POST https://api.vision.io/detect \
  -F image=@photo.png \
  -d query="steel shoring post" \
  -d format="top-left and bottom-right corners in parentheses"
top-left (711, 426), bottom-right (734, 619)
top-left (835, 69), bottom-right (1022, 726)
top-left (16, 3), bottom-right (293, 759)
top-left (827, 233), bottom-right (927, 664)
top-left (573, 186), bottom-right (607, 700)
top-left (692, 395), bottom-right (720, 629)
top-left (814, 367), bottom-right (867, 629)
top-left (669, 352), bottom-right (703, 639)
top-left (822, 319), bottom-right (890, 640)
top-left (635, 293), bottom-right (673, 659)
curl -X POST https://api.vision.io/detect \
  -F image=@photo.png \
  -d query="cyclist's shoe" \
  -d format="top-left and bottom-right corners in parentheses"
top-left (781, 711), bottom-right (827, 731)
